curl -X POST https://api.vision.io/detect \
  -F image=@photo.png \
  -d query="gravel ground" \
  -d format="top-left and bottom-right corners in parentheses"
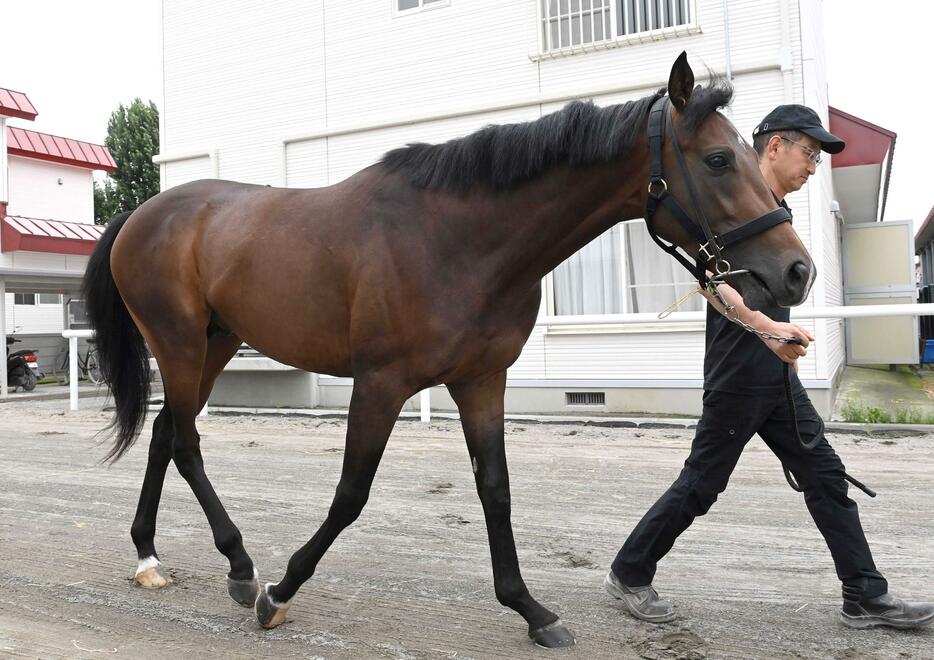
top-left (1, 397), bottom-right (932, 659)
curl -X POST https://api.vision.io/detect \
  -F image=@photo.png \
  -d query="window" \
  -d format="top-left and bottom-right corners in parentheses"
top-left (552, 221), bottom-right (702, 315)
top-left (39, 294), bottom-right (63, 305)
top-left (14, 293), bottom-right (36, 306)
top-left (540, 0), bottom-right (692, 52)
top-left (397, 0), bottom-right (448, 14)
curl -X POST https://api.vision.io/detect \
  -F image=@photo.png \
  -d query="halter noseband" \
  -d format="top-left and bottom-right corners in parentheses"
top-left (643, 95), bottom-right (792, 288)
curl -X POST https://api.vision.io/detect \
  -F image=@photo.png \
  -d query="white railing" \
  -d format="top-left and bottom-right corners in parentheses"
top-left (61, 303), bottom-right (934, 414)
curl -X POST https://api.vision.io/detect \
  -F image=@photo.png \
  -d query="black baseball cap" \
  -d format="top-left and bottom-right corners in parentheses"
top-left (752, 104), bottom-right (845, 154)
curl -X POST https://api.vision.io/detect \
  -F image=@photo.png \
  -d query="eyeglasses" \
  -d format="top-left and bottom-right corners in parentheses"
top-left (780, 136), bottom-right (823, 165)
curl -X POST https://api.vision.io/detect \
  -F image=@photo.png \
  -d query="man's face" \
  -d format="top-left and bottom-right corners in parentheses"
top-left (775, 133), bottom-right (822, 193)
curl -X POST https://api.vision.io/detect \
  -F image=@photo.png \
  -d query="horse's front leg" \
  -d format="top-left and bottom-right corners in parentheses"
top-left (448, 371), bottom-right (576, 648)
top-left (255, 374), bottom-right (407, 628)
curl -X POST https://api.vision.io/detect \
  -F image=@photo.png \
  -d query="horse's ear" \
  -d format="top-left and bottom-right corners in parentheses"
top-left (667, 51), bottom-right (694, 111)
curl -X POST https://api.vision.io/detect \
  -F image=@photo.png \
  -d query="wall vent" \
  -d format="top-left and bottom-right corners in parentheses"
top-left (566, 391), bottom-right (606, 406)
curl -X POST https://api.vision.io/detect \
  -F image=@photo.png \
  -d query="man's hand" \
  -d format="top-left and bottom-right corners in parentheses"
top-left (762, 322), bottom-right (815, 365)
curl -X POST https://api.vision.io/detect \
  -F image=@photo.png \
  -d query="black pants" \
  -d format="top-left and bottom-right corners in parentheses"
top-left (612, 380), bottom-right (888, 599)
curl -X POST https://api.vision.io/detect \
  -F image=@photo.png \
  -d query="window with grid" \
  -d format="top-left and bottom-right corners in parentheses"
top-left (13, 293), bottom-right (36, 306)
top-left (397, 0), bottom-right (449, 14)
top-left (541, 0), bottom-right (692, 52)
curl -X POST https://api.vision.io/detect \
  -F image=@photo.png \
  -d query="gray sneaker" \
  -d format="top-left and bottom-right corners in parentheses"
top-left (604, 570), bottom-right (676, 623)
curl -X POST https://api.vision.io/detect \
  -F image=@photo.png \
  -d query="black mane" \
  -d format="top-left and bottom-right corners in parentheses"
top-left (380, 77), bottom-right (733, 193)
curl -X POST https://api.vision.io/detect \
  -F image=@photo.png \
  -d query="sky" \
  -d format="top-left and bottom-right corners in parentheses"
top-left (2, 1), bottom-right (930, 228)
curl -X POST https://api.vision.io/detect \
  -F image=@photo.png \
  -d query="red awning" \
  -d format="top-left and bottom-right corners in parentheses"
top-left (829, 107), bottom-right (897, 168)
top-left (0, 87), bottom-right (38, 121)
top-left (6, 126), bottom-right (116, 172)
top-left (1, 215), bottom-right (106, 256)
top-left (828, 107), bottom-right (897, 223)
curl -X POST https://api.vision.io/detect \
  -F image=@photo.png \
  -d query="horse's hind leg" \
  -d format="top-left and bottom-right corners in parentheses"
top-left (256, 374), bottom-right (407, 628)
top-left (130, 404), bottom-right (174, 588)
top-left (129, 332), bottom-right (252, 599)
top-left (139, 317), bottom-right (258, 605)
top-left (447, 371), bottom-right (575, 648)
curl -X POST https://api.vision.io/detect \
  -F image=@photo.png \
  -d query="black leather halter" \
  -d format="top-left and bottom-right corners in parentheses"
top-left (643, 95), bottom-right (792, 287)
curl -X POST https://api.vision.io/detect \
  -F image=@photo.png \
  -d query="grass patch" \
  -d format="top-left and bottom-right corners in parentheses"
top-left (841, 398), bottom-right (934, 424)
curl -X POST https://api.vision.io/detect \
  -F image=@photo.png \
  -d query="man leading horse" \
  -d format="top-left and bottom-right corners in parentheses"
top-left (605, 104), bottom-right (934, 630)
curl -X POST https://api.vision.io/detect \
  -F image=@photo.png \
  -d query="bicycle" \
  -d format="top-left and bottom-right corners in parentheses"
top-left (59, 338), bottom-right (105, 385)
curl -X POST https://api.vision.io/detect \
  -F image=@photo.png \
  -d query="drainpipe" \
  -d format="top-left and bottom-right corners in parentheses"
top-left (0, 116), bottom-right (7, 206)
top-left (722, 0), bottom-right (732, 80)
top-left (0, 117), bottom-right (7, 398)
top-left (779, 0), bottom-right (793, 102)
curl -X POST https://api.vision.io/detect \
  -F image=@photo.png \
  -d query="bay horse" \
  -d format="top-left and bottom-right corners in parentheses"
top-left (84, 53), bottom-right (814, 647)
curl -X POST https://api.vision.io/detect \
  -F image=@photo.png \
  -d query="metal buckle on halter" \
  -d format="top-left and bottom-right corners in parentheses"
top-left (697, 235), bottom-right (724, 263)
top-left (647, 178), bottom-right (668, 197)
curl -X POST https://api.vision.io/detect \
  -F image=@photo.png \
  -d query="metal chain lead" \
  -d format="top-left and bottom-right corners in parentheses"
top-left (705, 270), bottom-right (800, 344)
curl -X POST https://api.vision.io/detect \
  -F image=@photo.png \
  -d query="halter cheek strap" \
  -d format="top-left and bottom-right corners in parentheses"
top-left (642, 95), bottom-right (792, 287)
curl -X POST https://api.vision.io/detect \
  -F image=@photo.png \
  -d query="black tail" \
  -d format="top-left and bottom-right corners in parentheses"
top-left (84, 211), bottom-right (152, 462)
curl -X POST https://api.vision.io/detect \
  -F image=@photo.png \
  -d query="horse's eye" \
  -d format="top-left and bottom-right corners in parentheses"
top-left (705, 154), bottom-right (730, 170)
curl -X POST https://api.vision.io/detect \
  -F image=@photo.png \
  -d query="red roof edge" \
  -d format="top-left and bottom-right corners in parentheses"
top-left (1, 215), bottom-right (106, 256)
top-left (6, 126), bottom-right (116, 172)
top-left (914, 206), bottom-right (934, 251)
top-left (829, 106), bottom-right (897, 140)
top-left (0, 87), bottom-right (38, 121)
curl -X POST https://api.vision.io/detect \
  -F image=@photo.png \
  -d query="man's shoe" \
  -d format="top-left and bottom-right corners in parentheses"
top-left (840, 586), bottom-right (934, 630)
top-left (604, 571), bottom-right (676, 623)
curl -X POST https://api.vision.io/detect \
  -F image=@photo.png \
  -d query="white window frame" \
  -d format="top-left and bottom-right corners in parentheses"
top-left (394, 0), bottom-right (450, 17)
top-left (534, 0), bottom-right (700, 60)
top-left (545, 219), bottom-right (706, 334)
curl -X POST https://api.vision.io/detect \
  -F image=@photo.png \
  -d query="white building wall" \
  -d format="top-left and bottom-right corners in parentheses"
top-left (6, 156), bottom-right (94, 223)
top-left (4, 294), bottom-right (64, 334)
top-left (158, 0), bottom-right (839, 397)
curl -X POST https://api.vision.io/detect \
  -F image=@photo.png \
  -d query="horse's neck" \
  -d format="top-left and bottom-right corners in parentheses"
top-left (474, 158), bottom-right (648, 289)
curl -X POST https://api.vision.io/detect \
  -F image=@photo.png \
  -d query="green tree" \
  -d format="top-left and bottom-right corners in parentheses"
top-left (93, 99), bottom-right (160, 224)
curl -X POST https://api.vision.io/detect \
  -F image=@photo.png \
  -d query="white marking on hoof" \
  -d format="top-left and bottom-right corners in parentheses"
top-left (134, 556), bottom-right (169, 589)
top-left (265, 582), bottom-right (292, 609)
top-left (258, 582), bottom-right (292, 629)
top-left (135, 556), bottom-right (160, 575)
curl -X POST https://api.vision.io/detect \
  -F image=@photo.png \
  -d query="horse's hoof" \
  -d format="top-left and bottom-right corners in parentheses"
top-left (227, 568), bottom-right (260, 607)
top-left (134, 557), bottom-right (170, 589)
top-left (255, 583), bottom-right (291, 629)
top-left (529, 620), bottom-right (576, 648)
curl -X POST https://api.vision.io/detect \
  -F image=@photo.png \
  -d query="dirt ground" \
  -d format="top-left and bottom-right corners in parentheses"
top-left (1, 397), bottom-right (932, 659)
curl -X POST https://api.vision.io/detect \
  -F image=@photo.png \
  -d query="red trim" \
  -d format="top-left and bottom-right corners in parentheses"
top-left (1, 215), bottom-right (105, 256)
top-left (6, 126), bottom-right (116, 172)
top-left (828, 106), bottom-right (896, 168)
top-left (0, 87), bottom-right (38, 121)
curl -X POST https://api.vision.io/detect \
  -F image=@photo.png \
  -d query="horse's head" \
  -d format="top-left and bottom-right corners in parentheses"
top-left (647, 52), bottom-right (815, 310)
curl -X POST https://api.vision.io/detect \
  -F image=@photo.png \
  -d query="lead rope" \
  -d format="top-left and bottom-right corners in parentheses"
top-left (663, 277), bottom-right (877, 498)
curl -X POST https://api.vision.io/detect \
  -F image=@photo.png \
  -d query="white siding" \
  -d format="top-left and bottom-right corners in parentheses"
top-left (163, 155), bottom-right (214, 190)
top-left (4, 295), bottom-right (64, 334)
top-left (6, 157), bottom-right (94, 223)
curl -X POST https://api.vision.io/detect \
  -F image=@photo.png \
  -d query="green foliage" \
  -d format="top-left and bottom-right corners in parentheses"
top-left (93, 99), bottom-right (160, 224)
top-left (841, 398), bottom-right (934, 425)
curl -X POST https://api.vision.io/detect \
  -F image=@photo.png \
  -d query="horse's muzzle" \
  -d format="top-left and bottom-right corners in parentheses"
top-left (784, 260), bottom-right (815, 306)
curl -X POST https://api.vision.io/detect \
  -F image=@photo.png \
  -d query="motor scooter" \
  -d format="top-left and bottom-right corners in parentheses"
top-left (6, 336), bottom-right (39, 392)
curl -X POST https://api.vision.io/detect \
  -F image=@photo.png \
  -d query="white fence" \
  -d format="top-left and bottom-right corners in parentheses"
top-left (60, 303), bottom-right (934, 414)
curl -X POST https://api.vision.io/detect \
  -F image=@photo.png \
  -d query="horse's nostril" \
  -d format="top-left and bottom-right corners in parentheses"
top-left (786, 261), bottom-right (812, 290)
